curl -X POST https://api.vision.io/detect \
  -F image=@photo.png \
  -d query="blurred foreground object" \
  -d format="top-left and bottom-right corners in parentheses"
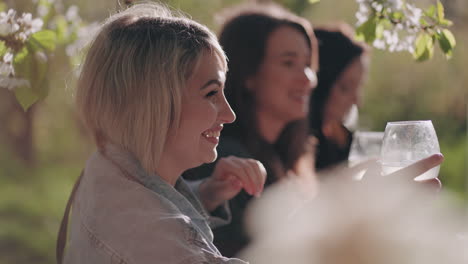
top-left (241, 169), bottom-right (467, 264)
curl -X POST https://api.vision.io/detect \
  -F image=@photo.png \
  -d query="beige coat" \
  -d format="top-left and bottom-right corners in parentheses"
top-left (64, 145), bottom-right (247, 264)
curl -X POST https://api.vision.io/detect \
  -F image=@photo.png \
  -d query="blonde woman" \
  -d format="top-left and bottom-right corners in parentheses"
top-left (57, 3), bottom-right (265, 263)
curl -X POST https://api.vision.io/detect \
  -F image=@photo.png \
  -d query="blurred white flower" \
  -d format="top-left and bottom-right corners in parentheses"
top-left (0, 62), bottom-right (14, 77)
top-left (37, 5), bottom-right (49, 17)
top-left (355, 0), bottom-right (430, 55)
top-left (1, 9), bottom-right (16, 21)
top-left (0, 10), bottom-right (20, 35)
top-left (66, 22), bottom-right (100, 58)
top-left (0, 53), bottom-right (15, 77)
top-left (65, 5), bottom-right (80, 22)
top-left (3, 52), bottom-right (13, 64)
top-left (388, 0), bottom-right (403, 10)
top-left (17, 32), bottom-right (28, 42)
top-left (0, 9), bottom-right (44, 45)
top-left (241, 170), bottom-right (467, 264)
top-left (355, 6), bottom-right (369, 25)
top-left (372, 38), bottom-right (386, 49)
top-left (404, 4), bottom-right (422, 28)
top-left (383, 30), bottom-right (400, 52)
top-left (34, 51), bottom-right (48, 63)
top-left (0, 76), bottom-right (30, 90)
top-left (371, 2), bottom-right (383, 12)
top-left (18, 12), bottom-right (44, 36)
top-left (401, 35), bottom-right (416, 53)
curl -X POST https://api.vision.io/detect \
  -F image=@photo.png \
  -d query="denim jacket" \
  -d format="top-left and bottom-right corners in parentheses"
top-left (64, 145), bottom-right (247, 264)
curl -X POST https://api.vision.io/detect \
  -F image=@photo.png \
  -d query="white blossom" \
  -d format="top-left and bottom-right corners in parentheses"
top-left (0, 53), bottom-right (15, 77)
top-left (388, 0), bottom-right (403, 10)
top-left (65, 5), bottom-right (80, 22)
top-left (37, 5), bottom-right (49, 17)
top-left (355, 3), bottom-right (370, 26)
top-left (3, 52), bottom-right (13, 64)
top-left (34, 51), bottom-right (48, 63)
top-left (355, 0), bottom-right (432, 55)
top-left (0, 76), bottom-right (30, 90)
top-left (0, 9), bottom-right (43, 43)
top-left (404, 3), bottom-right (422, 28)
top-left (18, 12), bottom-right (44, 36)
top-left (0, 10), bottom-right (20, 35)
top-left (383, 30), bottom-right (400, 52)
top-left (0, 62), bottom-right (14, 77)
top-left (372, 38), bottom-right (386, 49)
top-left (66, 22), bottom-right (100, 57)
top-left (371, 1), bottom-right (383, 12)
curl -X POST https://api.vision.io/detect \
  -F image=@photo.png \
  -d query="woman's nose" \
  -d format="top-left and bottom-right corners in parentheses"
top-left (351, 88), bottom-right (362, 106)
top-left (219, 95), bottom-right (236, 124)
top-left (301, 67), bottom-right (317, 91)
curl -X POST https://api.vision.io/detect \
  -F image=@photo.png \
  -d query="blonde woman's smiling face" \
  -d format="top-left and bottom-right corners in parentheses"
top-left (163, 51), bottom-right (236, 173)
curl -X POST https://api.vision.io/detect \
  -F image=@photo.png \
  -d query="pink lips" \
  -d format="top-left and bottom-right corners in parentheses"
top-left (202, 125), bottom-right (223, 144)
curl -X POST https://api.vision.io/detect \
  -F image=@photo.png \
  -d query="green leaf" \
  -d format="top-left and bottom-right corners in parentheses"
top-left (28, 30), bottom-right (57, 52)
top-left (437, 1), bottom-right (445, 21)
top-left (390, 11), bottom-right (404, 21)
top-left (31, 52), bottom-right (49, 98)
top-left (12, 50), bottom-right (49, 110)
top-left (308, 0), bottom-right (320, 3)
top-left (439, 18), bottom-right (453, 26)
top-left (356, 16), bottom-right (378, 44)
top-left (376, 20), bottom-right (385, 39)
top-left (0, 41), bottom-right (7, 57)
top-left (0, 3), bottom-right (6, 12)
top-left (438, 29), bottom-right (456, 58)
top-left (413, 33), bottom-right (434, 62)
top-left (420, 18), bottom-right (429, 27)
top-left (54, 16), bottom-right (70, 44)
top-left (14, 85), bottom-right (39, 111)
top-left (425, 5), bottom-right (436, 18)
top-left (13, 47), bottom-right (29, 65)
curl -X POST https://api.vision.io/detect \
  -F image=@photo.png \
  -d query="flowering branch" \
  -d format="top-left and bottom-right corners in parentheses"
top-left (0, 0), bottom-right (98, 110)
top-left (355, 0), bottom-right (456, 61)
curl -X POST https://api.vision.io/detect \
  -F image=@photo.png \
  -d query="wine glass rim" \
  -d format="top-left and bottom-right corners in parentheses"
top-left (387, 120), bottom-right (432, 125)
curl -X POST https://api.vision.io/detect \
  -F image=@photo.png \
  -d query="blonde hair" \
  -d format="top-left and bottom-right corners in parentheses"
top-left (76, 3), bottom-right (226, 173)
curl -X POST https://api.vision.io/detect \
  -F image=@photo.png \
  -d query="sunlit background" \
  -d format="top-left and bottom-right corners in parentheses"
top-left (0, 0), bottom-right (466, 263)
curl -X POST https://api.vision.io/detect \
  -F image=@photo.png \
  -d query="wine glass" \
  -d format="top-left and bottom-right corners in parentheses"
top-left (380, 120), bottom-right (440, 181)
top-left (348, 131), bottom-right (384, 180)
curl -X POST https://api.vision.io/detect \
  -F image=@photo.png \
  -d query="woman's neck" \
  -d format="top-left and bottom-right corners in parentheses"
top-left (256, 110), bottom-right (287, 144)
top-left (321, 119), bottom-right (349, 147)
top-left (155, 156), bottom-right (183, 186)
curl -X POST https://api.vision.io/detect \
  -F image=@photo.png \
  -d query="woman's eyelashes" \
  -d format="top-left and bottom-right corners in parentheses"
top-left (281, 59), bottom-right (311, 71)
top-left (282, 60), bottom-right (295, 68)
top-left (205, 89), bottom-right (219, 98)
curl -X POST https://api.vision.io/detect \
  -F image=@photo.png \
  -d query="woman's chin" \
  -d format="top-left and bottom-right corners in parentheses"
top-left (202, 151), bottom-right (218, 164)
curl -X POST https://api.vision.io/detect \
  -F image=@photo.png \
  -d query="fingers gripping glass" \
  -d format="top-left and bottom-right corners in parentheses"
top-left (380, 120), bottom-right (440, 180)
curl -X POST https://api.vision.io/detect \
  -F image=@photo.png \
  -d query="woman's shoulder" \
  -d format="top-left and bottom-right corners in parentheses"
top-left (70, 152), bottom-right (219, 263)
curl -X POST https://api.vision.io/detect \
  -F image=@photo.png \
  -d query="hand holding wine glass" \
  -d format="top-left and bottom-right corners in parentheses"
top-left (380, 120), bottom-right (441, 181)
top-left (357, 120), bottom-right (442, 191)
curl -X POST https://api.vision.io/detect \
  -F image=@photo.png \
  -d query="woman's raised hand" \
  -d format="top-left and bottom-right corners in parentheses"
top-left (361, 153), bottom-right (443, 191)
top-left (199, 156), bottom-right (267, 212)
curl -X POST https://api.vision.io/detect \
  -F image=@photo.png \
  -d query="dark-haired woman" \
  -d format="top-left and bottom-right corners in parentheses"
top-left (184, 2), bottom-right (319, 257)
top-left (309, 23), bottom-right (370, 172)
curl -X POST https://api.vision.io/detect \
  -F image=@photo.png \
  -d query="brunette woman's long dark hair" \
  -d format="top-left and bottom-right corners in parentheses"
top-left (218, 3), bottom-right (318, 181)
top-left (309, 25), bottom-right (367, 135)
